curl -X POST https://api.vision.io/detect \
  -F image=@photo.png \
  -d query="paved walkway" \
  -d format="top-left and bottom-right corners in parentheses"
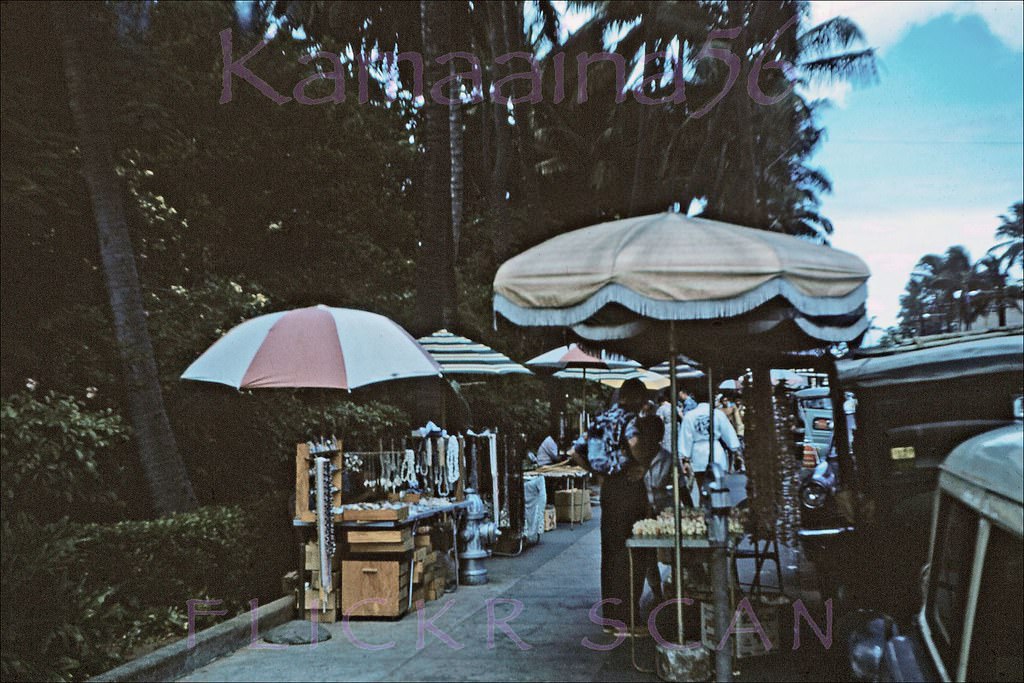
top-left (181, 492), bottom-right (834, 682)
top-left (182, 510), bottom-right (654, 682)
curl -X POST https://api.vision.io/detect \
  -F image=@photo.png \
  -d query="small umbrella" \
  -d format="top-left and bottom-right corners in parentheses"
top-left (525, 343), bottom-right (640, 370)
top-left (181, 305), bottom-right (441, 390)
top-left (554, 367), bottom-right (670, 390)
top-left (528, 344), bottom-right (641, 433)
top-left (416, 329), bottom-right (531, 375)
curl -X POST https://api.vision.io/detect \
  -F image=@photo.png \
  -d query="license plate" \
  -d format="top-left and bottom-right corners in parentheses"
top-left (890, 446), bottom-right (916, 461)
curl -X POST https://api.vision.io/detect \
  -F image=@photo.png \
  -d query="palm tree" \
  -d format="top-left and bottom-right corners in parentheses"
top-left (54, 1), bottom-right (197, 514)
top-left (913, 246), bottom-right (982, 331)
top-left (989, 200), bottom-right (1023, 271)
top-left (974, 253), bottom-right (1022, 328)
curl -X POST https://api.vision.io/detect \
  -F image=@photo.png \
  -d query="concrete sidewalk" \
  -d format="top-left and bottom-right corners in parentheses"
top-left (180, 499), bottom-right (833, 682)
top-left (181, 510), bottom-right (654, 682)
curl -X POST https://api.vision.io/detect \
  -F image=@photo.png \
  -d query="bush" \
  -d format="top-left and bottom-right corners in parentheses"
top-left (1, 503), bottom-right (287, 682)
top-left (0, 389), bottom-right (129, 523)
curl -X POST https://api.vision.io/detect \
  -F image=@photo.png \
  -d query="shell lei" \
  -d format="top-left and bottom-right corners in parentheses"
top-left (632, 507), bottom-right (748, 539)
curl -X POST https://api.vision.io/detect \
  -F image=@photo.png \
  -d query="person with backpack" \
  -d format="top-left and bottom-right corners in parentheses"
top-left (567, 378), bottom-right (663, 633)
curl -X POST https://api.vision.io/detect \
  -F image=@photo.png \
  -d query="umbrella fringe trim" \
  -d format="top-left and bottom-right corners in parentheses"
top-left (493, 281), bottom-right (867, 327)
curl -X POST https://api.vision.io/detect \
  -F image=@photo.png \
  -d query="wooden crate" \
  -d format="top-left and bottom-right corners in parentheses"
top-left (303, 589), bottom-right (339, 610)
top-left (346, 538), bottom-right (413, 553)
top-left (304, 542), bottom-right (341, 569)
top-left (347, 528), bottom-right (411, 545)
top-left (342, 507), bottom-right (410, 522)
top-left (341, 559), bottom-right (410, 618)
top-left (310, 570), bottom-right (340, 590)
top-left (302, 607), bottom-right (338, 623)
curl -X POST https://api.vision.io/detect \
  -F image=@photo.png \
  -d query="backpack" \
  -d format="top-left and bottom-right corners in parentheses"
top-left (585, 406), bottom-right (633, 474)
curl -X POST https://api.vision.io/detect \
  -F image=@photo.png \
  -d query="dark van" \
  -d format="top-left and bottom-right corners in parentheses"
top-left (800, 327), bottom-right (1023, 619)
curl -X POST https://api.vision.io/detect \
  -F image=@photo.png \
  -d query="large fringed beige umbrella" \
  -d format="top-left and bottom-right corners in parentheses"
top-left (494, 212), bottom-right (870, 680)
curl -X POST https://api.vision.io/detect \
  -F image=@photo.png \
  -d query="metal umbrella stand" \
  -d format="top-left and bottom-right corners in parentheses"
top-left (493, 212), bottom-right (871, 681)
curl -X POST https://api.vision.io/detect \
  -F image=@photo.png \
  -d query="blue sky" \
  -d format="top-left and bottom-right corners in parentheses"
top-left (805, 1), bottom-right (1024, 330)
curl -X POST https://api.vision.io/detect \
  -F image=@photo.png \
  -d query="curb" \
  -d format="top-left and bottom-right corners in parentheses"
top-left (90, 596), bottom-right (294, 682)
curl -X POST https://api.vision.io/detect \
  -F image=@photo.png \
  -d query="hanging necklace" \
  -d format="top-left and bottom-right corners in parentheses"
top-left (446, 436), bottom-right (460, 486)
top-left (401, 448), bottom-right (417, 488)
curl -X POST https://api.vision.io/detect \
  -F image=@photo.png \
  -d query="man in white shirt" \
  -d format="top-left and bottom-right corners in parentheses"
top-left (679, 398), bottom-right (742, 505)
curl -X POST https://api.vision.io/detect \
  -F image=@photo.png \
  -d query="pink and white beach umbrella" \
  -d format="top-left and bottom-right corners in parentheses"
top-left (181, 305), bottom-right (441, 390)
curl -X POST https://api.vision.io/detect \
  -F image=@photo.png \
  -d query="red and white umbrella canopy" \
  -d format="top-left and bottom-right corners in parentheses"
top-left (525, 343), bottom-right (641, 370)
top-left (181, 305), bottom-right (441, 390)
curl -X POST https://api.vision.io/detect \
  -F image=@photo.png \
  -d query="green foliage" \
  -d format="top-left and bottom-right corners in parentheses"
top-left (1, 516), bottom-right (122, 682)
top-left (1, 504), bottom-right (284, 682)
top-left (0, 390), bottom-right (129, 522)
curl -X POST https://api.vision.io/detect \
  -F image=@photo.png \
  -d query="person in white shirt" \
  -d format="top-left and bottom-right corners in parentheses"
top-left (534, 435), bottom-right (560, 466)
top-left (679, 397), bottom-right (742, 505)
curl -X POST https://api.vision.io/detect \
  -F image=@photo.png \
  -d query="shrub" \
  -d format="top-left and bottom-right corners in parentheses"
top-left (1, 503), bottom-right (286, 681)
top-left (0, 389), bottom-right (129, 523)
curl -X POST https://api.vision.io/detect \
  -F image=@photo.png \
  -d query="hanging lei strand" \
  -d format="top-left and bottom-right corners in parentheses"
top-left (402, 448), bottom-right (417, 489)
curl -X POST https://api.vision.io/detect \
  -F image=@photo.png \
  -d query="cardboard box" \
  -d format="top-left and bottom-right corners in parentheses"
top-left (543, 505), bottom-right (557, 531)
top-left (414, 534), bottom-right (433, 549)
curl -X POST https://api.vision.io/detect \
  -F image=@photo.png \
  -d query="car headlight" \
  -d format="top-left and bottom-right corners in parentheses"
top-left (801, 481), bottom-right (829, 510)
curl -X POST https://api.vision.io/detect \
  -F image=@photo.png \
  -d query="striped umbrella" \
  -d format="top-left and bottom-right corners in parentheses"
top-left (181, 305), bottom-right (441, 390)
top-left (554, 367), bottom-right (670, 390)
top-left (416, 329), bottom-right (531, 375)
top-left (649, 360), bottom-right (706, 380)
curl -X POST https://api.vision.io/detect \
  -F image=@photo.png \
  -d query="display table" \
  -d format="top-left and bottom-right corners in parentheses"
top-left (294, 500), bottom-right (470, 618)
top-left (531, 464), bottom-right (591, 528)
top-left (624, 536), bottom-right (732, 673)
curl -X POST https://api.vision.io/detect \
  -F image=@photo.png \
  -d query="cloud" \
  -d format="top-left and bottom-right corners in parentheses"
top-left (810, 1), bottom-right (1024, 53)
top-left (828, 205), bottom-right (1008, 327)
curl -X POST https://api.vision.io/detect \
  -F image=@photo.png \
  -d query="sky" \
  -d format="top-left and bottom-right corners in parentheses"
top-left (804, 1), bottom-right (1024, 331)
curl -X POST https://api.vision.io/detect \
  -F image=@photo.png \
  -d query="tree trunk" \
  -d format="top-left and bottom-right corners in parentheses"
top-left (55, 2), bottom-right (197, 515)
top-left (997, 283), bottom-right (1007, 327)
top-left (449, 61), bottom-right (464, 262)
top-left (416, 0), bottom-right (455, 333)
top-left (485, 1), bottom-right (512, 260)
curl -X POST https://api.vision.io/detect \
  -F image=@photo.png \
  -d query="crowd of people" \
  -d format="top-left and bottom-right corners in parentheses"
top-left (538, 378), bottom-right (747, 636)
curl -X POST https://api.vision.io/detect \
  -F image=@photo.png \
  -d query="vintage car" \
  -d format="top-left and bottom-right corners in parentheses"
top-left (793, 385), bottom-right (834, 465)
top-left (800, 327), bottom-right (1023, 619)
top-left (847, 422), bottom-right (1023, 682)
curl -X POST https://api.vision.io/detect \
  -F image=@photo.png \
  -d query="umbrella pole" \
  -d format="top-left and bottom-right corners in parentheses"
top-left (707, 366), bottom-right (733, 682)
top-left (582, 367), bottom-right (587, 435)
top-left (669, 329), bottom-right (684, 646)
